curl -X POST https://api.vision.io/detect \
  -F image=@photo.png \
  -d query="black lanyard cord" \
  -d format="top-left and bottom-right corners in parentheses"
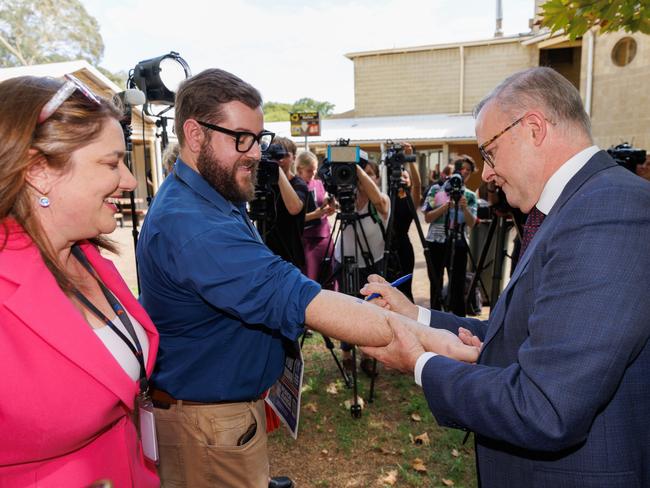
top-left (70, 246), bottom-right (148, 393)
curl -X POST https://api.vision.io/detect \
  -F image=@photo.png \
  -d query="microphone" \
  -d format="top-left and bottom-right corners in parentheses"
top-left (113, 89), bottom-right (146, 126)
top-left (114, 88), bottom-right (146, 108)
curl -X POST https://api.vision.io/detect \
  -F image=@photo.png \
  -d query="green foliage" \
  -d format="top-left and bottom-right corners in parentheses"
top-left (263, 97), bottom-right (336, 122)
top-left (540, 0), bottom-right (650, 39)
top-left (97, 66), bottom-right (128, 89)
top-left (0, 0), bottom-right (104, 66)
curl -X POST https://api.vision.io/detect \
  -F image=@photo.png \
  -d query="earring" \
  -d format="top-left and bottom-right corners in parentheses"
top-left (38, 196), bottom-right (50, 208)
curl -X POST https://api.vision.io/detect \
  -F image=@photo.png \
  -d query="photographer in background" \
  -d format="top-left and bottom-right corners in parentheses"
top-left (336, 160), bottom-right (391, 375)
top-left (422, 155), bottom-right (477, 316)
top-left (296, 150), bottom-right (337, 285)
top-left (387, 142), bottom-right (421, 300)
top-left (264, 136), bottom-right (309, 267)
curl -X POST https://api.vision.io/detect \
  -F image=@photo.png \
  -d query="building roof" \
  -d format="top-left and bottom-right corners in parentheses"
top-left (345, 33), bottom-right (533, 59)
top-left (266, 112), bottom-right (477, 145)
top-left (0, 60), bottom-right (121, 93)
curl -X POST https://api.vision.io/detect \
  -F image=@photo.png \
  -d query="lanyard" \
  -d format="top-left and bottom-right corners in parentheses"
top-left (71, 246), bottom-right (149, 394)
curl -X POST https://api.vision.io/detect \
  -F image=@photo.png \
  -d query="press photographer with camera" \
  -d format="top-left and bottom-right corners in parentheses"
top-left (262, 136), bottom-right (309, 267)
top-left (422, 156), bottom-right (477, 316)
top-left (136, 69), bottom-right (479, 488)
top-left (386, 142), bottom-right (421, 300)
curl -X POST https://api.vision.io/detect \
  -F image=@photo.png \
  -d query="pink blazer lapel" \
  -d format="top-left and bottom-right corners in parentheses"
top-left (80, 243), bottom-right (159, 375)
top-left (3, 249), bottom-right (139, 408)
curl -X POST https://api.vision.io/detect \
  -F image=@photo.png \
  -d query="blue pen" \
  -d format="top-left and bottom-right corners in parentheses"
top-left (365, 273), bottom-right (412, 301)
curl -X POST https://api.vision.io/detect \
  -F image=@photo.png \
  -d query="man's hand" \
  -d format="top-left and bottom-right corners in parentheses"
top-left (361, 315), bottom-right (424, 373)
top-left (361, 315), bottom-right (481, 372)
top-left (458, 327), bottom-right (483, 349)
top-left (360, 274), bottom-right (419, 321)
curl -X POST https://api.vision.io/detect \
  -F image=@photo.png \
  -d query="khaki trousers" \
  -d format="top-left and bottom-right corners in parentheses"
top-left (155, 399), bottom-right (269, 488)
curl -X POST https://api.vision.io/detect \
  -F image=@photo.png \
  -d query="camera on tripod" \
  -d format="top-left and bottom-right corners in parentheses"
top-left (384, 141), bottom-right (416, 184)
top-left (318, 139), bottom-right (367, 216)
top-left (249, 143), bottom-right (285, 223)
top-left (607, 143), bottom-right (646, 173)
top-left (444, 173), bottom-right (465, 203)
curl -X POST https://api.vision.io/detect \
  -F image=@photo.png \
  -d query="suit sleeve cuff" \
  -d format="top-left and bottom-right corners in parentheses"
top-left (417, 305), bottom-right (431, 326)
top-left (414, 352), bottom-right (437, 386)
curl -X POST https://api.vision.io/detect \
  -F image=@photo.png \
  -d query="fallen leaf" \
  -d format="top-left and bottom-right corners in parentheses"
top-left (304, 402), bottom-right (318, 413)
top-left (413, 432), bottom-right (430, 446)
top-left (411, 413), bottom-right (422, 422)
top-left (301, 384), bottom-right (312, 394)
top-left (326, 382), bottom-right (339, 395)
top-left (411, 458), bottom-right (427, 473)
top-left (408, 433), bottom-right (415, 444)
top-left (321, 449), bottom-right (328, 455)
top-left (441, 478), bottom-right (455, 486)
top-left (377, 446), bottom-right (397, 455)
top-left (343, 396), bottom-right (365, 410)
top-left (451, 449), bottom-right (460, 458)
top-left (378, 469), bottom-right (398, 485)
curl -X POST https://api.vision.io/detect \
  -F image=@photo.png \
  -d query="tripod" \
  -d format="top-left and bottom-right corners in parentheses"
top-left (309, 195), bottom-right (377, 418)
top-left (465, 209), bottom-right (522, 311)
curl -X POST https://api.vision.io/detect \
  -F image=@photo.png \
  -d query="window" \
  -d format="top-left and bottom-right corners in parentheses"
top-left (612, 37), bottom-right (637, 67)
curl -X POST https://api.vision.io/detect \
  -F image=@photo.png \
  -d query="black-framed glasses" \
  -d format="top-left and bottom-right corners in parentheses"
top-left (478, 115), bottom-right (525, 169)
top-left (196, 120), bottom-right (275, 153)
top-left (38, 74), bottom-right (101, 124)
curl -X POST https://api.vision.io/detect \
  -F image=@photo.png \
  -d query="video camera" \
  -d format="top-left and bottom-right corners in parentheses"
top-left (607, 143), bottom-right (646, 173)
top-left (443, 173), bottom-right (465, 203)
top-left (257, 143), bottom-right (285, 187)
top-left (318, 139), bottom-right (367, 216)
top-left (384, 141), bottom-right (416, 184)
top-left (249, 143), bottom-right (285, 223)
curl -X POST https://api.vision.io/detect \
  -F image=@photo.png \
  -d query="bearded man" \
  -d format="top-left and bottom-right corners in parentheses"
top-left (136, 69), bottom-right (479, 488)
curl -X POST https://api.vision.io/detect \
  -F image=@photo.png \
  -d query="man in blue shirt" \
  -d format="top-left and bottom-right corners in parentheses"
top-left (137, 68), bottom-right (479, 488)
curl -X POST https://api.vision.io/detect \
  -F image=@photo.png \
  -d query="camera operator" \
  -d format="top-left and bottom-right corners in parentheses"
top-left (422, 155), bottom-right (478, 316)
top-left (388, 142), bottom-right (421, 300)
top-left (264, 136), bottom-right (309, 267)
top-left (335, 160), bottom-right (390, 375)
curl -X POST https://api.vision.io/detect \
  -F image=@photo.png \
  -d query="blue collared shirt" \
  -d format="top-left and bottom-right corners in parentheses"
top-left (137, 159), bottom-right (321, 402)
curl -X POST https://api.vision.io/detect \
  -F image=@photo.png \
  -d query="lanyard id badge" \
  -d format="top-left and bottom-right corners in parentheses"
top-left (71, 245), bottom-right (159, 464)
top-left (136, 392), bottom-right (159, 463)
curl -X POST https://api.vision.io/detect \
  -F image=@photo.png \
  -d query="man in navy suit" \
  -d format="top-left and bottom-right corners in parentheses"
top-left (361, 67), bottom-right (650, 487)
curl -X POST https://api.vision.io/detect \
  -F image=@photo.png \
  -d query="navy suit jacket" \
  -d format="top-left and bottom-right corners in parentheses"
top-left (423, 151), bottom-right (650, 487)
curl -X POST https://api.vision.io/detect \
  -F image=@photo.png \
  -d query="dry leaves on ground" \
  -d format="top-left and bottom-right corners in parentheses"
top-left (411, 458), bottom-right (427, 473)
top-left (378, 469), bottom-right (398, 486)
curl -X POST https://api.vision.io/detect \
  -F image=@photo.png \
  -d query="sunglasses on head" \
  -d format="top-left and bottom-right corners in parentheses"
top-left (38, 74), bottom-right (101, 124)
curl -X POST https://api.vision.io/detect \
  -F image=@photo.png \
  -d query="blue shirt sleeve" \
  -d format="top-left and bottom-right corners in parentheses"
top-left (170, 218), bottom-right (321, 341)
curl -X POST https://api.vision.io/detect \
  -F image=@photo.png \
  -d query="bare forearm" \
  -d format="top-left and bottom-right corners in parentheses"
top-left (305, 290), bottom-right (393, 346)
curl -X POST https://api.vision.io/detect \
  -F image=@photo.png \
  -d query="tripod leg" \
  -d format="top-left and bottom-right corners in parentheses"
top-left (321, 334), bottom-right (351, 387)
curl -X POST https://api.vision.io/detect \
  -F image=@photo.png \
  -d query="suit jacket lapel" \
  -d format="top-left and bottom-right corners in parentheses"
top-left (479, 151), bottom-right (617, 352)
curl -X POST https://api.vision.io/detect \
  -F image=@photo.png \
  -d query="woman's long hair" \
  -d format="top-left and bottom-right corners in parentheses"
top-left (0, 75), bottom-right (123, 290)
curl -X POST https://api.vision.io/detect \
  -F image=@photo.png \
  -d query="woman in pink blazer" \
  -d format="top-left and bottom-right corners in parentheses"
top-left (0, 75), bottom-right (159, 487)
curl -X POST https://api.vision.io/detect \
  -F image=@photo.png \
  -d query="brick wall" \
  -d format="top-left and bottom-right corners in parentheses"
top-left (353, 41), bottom-right (534, 117)
top-left (585, 32), bottom-right (650, 152)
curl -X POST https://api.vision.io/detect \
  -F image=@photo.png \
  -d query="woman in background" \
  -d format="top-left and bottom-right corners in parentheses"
top-left (296, 151), bottom-right (337, 286)
top-left (0, 75), bottom-right (159, 487)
